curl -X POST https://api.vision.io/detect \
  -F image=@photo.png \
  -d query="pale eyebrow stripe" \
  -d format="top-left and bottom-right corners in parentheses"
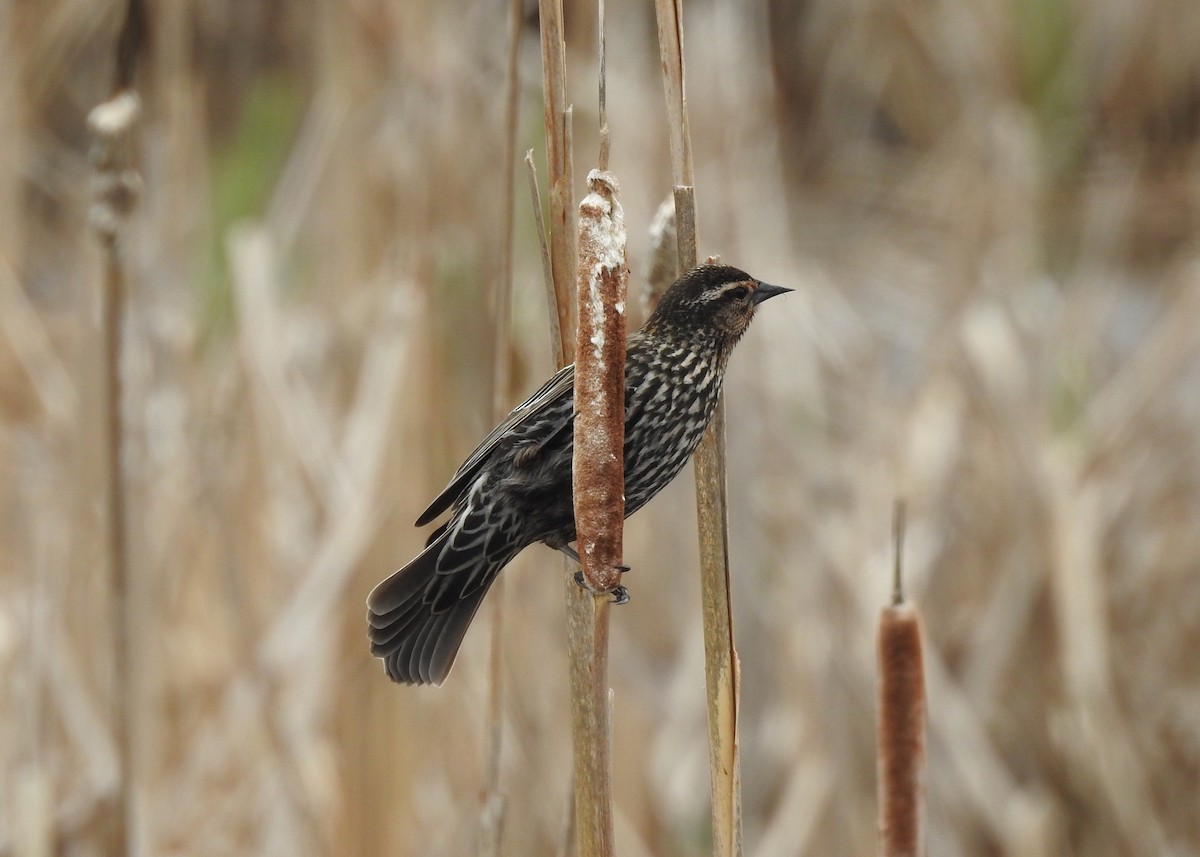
top-left (700, 280), bottom-right (755, 302)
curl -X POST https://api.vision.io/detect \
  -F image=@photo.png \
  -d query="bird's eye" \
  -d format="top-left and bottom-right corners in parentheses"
top-left (728, 286), bottom-right (750, 301)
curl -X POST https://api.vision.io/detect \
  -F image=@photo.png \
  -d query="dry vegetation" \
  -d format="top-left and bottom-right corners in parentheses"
top-left (3, 0), bottom-right (1200, 855)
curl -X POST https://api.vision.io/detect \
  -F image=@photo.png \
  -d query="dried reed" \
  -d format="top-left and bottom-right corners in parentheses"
top-left (538, 0), bottom-right (576, 369)
top-left (655, 1), bottom-right (743, 854)
top-left (7, 3), bottom-right (1200, 856)
top-left (88, 1), bottom-right (145, 852)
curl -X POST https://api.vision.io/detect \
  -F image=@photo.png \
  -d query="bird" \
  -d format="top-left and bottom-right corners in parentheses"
top-left (367, 264), bottom-right (790, 685)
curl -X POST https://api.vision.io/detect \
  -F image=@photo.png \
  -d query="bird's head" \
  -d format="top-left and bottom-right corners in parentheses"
top-left (646, 264), bottom-right (791, 352)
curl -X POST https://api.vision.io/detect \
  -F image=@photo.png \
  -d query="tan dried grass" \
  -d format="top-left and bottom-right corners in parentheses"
top-left (2, 1), bottom-right (1199, 855)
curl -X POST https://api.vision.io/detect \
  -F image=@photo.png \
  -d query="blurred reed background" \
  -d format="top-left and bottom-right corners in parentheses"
top-left (3, 0), bottom-right (1200, 855)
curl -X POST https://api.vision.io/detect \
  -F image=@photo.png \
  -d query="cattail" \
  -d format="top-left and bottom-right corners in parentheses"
top-left (877, 502), bottom-right (926, 857)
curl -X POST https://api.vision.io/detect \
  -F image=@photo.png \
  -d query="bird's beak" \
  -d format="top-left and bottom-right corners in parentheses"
top-left (752, 281), bottom-right (792, 305)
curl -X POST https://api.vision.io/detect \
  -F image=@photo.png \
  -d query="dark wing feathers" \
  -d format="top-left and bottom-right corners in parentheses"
top-left (414, 363), bottom-right (576, 526)
top-left (376, 362), bottom-right (577, 684)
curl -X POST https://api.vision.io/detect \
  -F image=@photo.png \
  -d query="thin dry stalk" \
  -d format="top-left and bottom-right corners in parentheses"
top-left (525, 150), bottom-right (559, 363)
top-left (477, 2), bottom-right (525, 854)
top-left (690, 402), bottom-right (741, 856)
top-left (597, 0), bottom-right (610, 171)
top-left (563, 597), bottom-right (614, 857)
top-left (654, 0), bottom-right (694, 187)
top-left (560, 105), bottom-right (576, 351)
top-left (654, 2), bottom-right (743, 854)
top-left (877, 504), bottom-right (926, 857)
top-left (87, 2), bottom-right (145, 852)
top-left (672, 188), bottom-right (697, 272)
top-left (538, 0), bottom-right (575, 366)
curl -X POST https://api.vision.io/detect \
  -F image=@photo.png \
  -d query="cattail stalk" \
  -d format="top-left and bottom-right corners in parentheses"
top-left (655, 1), bottom-right (743, 854)
top-left (567, 168), bottom-right (627, 857)
top-left (88, 1), bottom-right (145, 853)
top-left (537, 1), bottom-right (625, 854)
top-left (877, 503), bottom-right (926, 857)
top-left (563, 1), bottom-right (627, 852)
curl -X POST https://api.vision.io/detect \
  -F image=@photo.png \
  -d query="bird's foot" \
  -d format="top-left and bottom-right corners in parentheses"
top-left (573, 571), bottom-right (631, 604)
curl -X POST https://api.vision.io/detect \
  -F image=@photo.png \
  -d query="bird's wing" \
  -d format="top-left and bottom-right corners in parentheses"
top-left (414, 362), bottom-right (576, 526)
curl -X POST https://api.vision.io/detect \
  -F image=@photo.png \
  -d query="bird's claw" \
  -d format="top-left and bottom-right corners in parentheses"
top-left (573, 571), bottom-right (631, 605)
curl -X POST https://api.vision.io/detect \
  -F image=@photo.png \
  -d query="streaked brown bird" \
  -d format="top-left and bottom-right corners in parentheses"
top-left (368, 264), bottom-right (790, 684)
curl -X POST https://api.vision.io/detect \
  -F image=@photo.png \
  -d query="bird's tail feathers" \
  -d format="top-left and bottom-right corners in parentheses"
top-left (366, 529), bottom-right (497, 686)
